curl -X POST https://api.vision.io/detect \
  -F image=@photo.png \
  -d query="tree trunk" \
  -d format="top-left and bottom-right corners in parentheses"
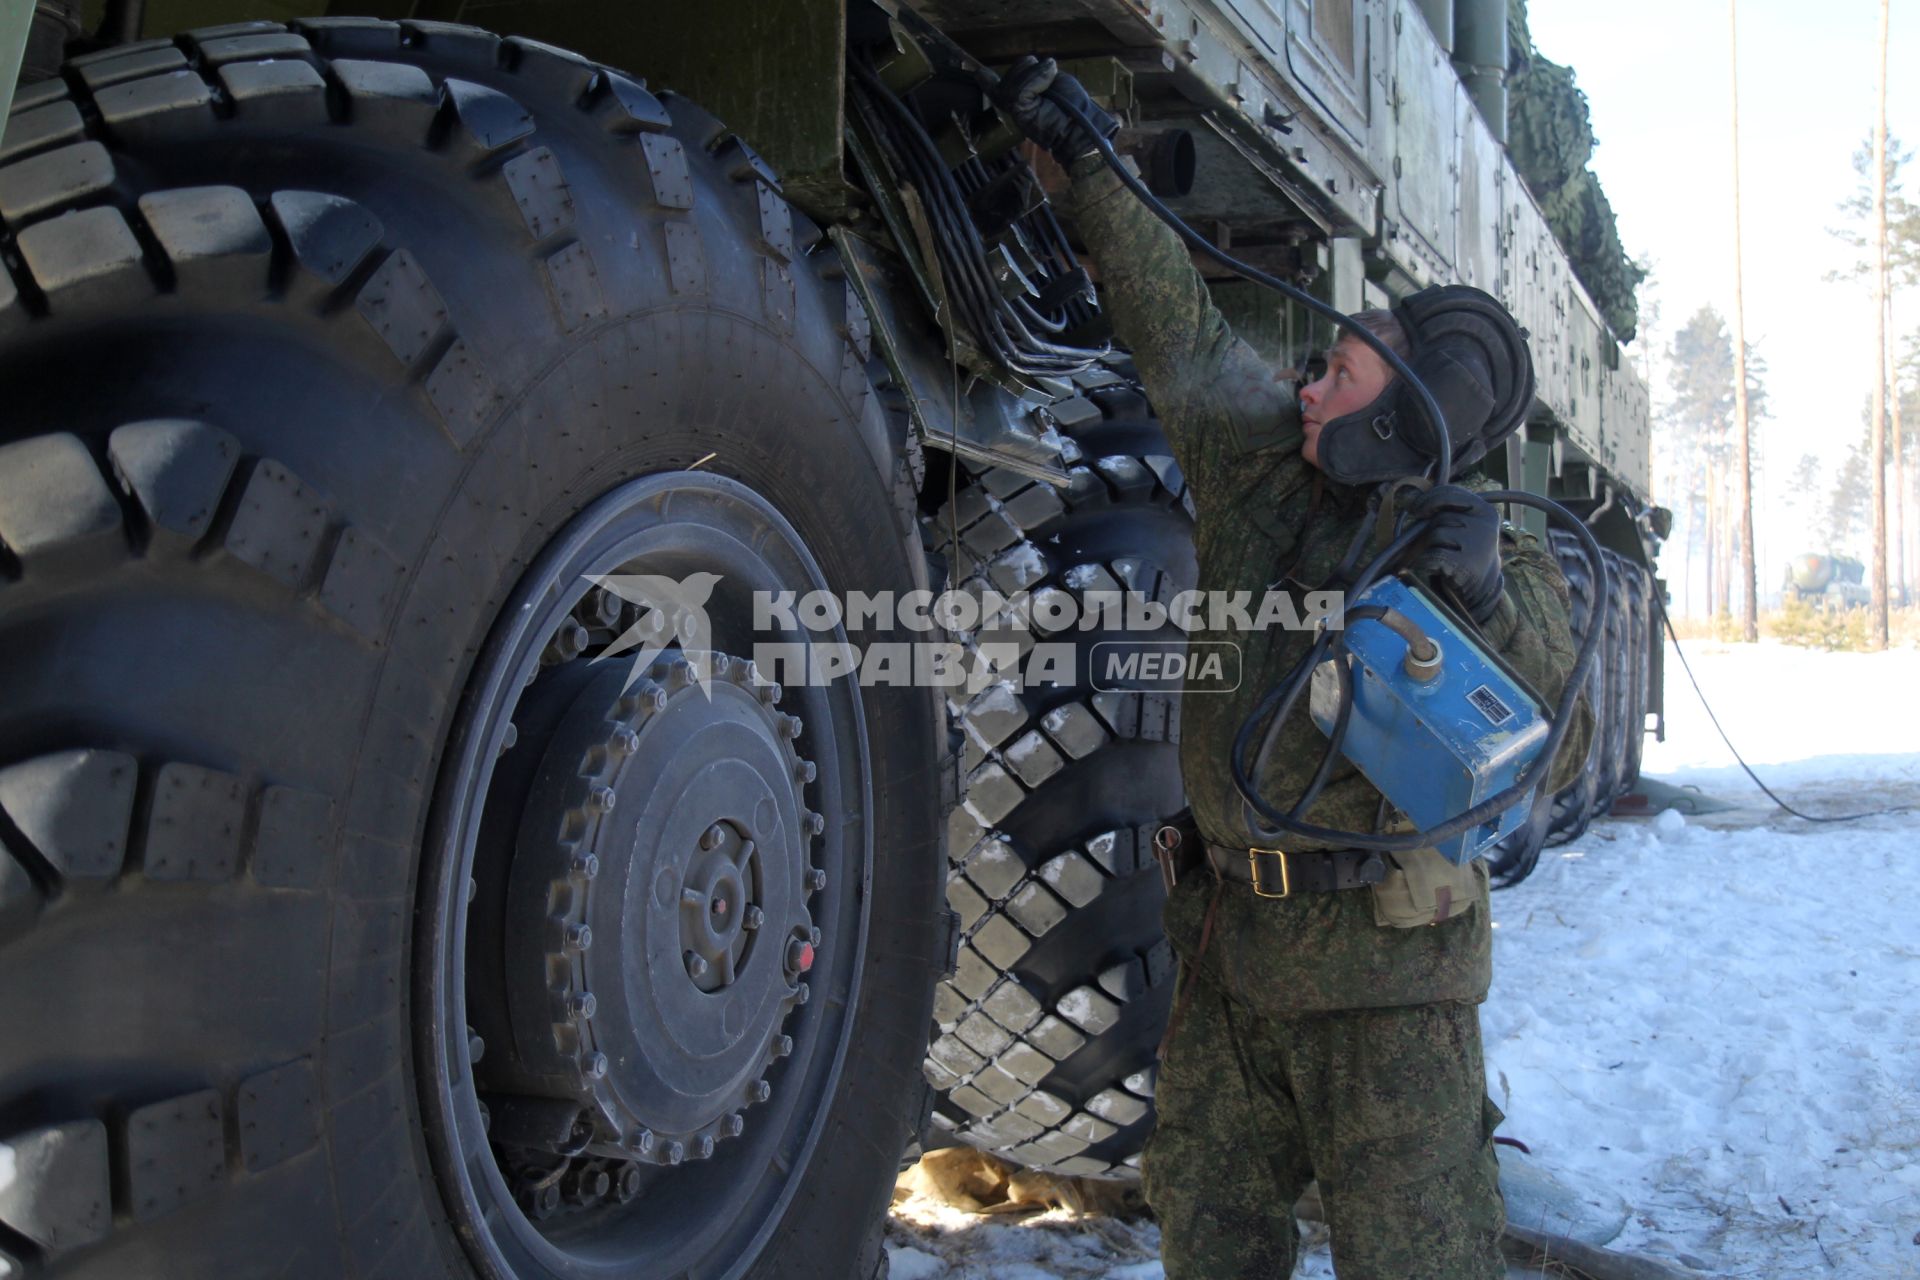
top-left (1728, 0), bottom-right (1759, 640)
top-left (1870, 0), bottom-right (1890, 647)
top-left (1890, 306), bottom-right (1907, 605)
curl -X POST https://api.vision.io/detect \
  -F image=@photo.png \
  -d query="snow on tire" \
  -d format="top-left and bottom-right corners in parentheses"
top-left (920, 367), bottom-right (1194, 1178)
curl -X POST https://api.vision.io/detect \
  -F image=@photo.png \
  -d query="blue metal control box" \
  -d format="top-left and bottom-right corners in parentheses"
top-left (1309, 576), bottom-right (1550, 864)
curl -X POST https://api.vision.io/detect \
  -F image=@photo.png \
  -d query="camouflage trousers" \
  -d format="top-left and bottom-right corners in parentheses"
top-left (1142, 970), bottom-right (1507, 1278)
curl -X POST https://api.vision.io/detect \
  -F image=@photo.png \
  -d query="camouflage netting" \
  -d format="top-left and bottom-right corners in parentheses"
top-left (1505, 0), bottom-right (1643, 342)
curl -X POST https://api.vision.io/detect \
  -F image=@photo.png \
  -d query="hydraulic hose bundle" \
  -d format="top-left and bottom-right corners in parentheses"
top-left (847, 53), bottom-right (1109, 380)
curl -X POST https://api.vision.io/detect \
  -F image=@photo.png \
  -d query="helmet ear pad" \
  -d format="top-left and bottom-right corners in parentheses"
top-left (1316, 347), bottom-right (1498, 486)
top-left (1314, 284), bottom-right (1536, 486)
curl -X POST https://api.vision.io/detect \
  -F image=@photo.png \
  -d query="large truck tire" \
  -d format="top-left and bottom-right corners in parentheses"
top-left (0, 19), bottom-right (946, 1280)
top-left (922, 370), bottom-right (1192, 1177)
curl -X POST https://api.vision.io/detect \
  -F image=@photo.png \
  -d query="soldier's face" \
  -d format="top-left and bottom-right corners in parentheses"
top-left (1298, 337), bottom-right (1393, 467)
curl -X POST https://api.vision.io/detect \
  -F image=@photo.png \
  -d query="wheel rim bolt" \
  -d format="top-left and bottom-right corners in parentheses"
top-left (631, 1128), bottom-right (655, 1155)
top-left (783, 715), bottom-right (804, 739)
top-left (694, 1134), bottom-right (716, 1159)
top-left (711, 653), bottom-right (731, 678)
top-left (664, 1140), bottom-right (685, 1166)
top-left (572, 852), bottom-right (600, 879)
top-left (794, 982), bottom-right (811, 1006)
top-left (498, 722), bottom-right (519, 756)
top-left (610, 726), bottom-right (640, 756)
top-left (743, 905), bottom-right (764, 931)
top-left (565, 923), bottom-right (593, 950)
top-left (568, 992), bottom-right (597, 1018)
top-left (616, 1165), bottom-right (642, 1202)
top-left (775, 1034), bottom-right (794, 1058)
top-left (751, 1079), bottom-right (772, 1104)
top-left (805, 866), bottom-right (827, 892)
top-left (684, 951), bottom-right (709, 980)
top-left (700, 823), bottom-right (726, 850)
top-left (585, 1052), bottom-right (608, 1079)
top-left (804, 811), bottom-right (825, 837)
top-left (794, 759), bottom-right (817, 784)
top-left (587, 786), bottom-right (617, 814)
top-left (467, 1032), bottom-right (485, 1064)
top-left (725, 1113), bottom-right (745, 1137)
top-left (758, 681), bottom-right (782, 704)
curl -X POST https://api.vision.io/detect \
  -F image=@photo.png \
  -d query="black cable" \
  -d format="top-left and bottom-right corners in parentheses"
top-left (849, 59), bottom-right (1107, 379)
top-left (1050, 98), bottom-right (1454, 482)
top-left (1653, 594), bottom-right (1913, 824)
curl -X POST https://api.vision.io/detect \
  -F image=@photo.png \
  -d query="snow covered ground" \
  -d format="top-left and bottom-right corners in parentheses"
top-left (887, 641), bottom-right (1920, 1278)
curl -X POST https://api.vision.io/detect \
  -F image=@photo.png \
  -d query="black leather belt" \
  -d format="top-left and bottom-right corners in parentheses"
top-left (1153, 822), bottom-right (1387, 899)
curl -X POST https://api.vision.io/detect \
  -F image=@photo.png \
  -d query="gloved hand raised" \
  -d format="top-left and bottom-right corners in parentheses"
top-left (991, 56), bottom-right (1119, 166)
top-left (1407, 485), bottom-right (1504, 624)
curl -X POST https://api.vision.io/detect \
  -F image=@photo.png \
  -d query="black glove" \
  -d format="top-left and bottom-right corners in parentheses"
top-left (991, 56), bottom-right (1119, 166)
top-left (1407, 485), bottom-right (1504, 624)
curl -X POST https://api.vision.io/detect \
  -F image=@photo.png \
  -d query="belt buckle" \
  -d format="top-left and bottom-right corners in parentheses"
top-left (1247, 847), bottom-right (1291, 899)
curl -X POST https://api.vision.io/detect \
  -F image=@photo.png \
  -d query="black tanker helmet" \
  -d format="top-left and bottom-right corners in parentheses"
top-left (1314, 284), bottom-right (1536, 486)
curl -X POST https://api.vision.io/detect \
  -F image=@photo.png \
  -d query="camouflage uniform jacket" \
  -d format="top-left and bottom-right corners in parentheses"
top-left (1069, 158), bottom-right (1590, 1010)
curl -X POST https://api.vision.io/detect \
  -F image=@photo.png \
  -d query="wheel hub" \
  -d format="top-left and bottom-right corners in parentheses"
top-left (493, 651), bottom-right (822, 1166)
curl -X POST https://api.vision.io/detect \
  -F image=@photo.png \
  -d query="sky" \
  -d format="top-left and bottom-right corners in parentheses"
top-left (1526, 0), bottom-right (1917, 572)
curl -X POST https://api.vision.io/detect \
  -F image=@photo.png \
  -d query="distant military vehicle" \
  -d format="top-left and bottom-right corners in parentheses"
top-left (0, 2), bottom-right (1662, 1276)
top-left (1783, 553), bottom-right (1872, 608)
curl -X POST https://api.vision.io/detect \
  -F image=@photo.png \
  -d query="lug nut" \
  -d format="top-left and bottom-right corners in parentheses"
top-left (645, 685), bottom-right (668, 712)
top-left (467, 877), bottom-right (477, 903)
top-left (694, 1134), bottom-right (716, 1159)
top-left (809, 926), bottom-right (822, 947)
top-left (631, 1128), bottom-right (655, 1156)
top-left (468, 1031), bottom-right (485, 1064)
top-left (711, 652), bottom-right (731, 678)
top-left (565, 922), bottom-right (593, 950)
top-left (700, 823), bottom-right (726, 850)
top-left (794, 982), bottom-right (811, 1006)
top-left (758, 681), bottom-right (782, 705)
top-left (610, 726), bottom-right (640, 756)
top-left (524, 1182), bottom-right (561, 1219)
top-left (775, 1034), bottom-right (793, 1058)
top-left (743, 905), bottom-right (764, 931)
top-left (572, 852), bottom-right (600, 879)
top-left (584, 1052), bottom-right (608, 1079)
top-left (664, 1140), bottom-right (685, 1166)
top-left (751, 1079), bottom-right (772, 1104)
top-left (498, 722), bottom-right (519, 756)
top-left (587, 786), bottom-right (617, 814)
top-left (568, 992), bottom-right (597, 1018)
top-left (804, 811), bottom-right (825, 837)
top-left (684, 951), bottom-right (709, 980)
top-left (545, 619), bottom-right (590, 664)
top-left (794, 759), bottom-right (817, 784)
top-left (804, 866), bottom-right (827, 892)
top-left (615, 1164), bottom-right (642, 1202)
top-left (586, 588), bottom-right (622, 627)
top-left (563, 1167), bottom-right (611, 1205)
top-left (783, 715), bottom-right (804, 740)
top-left (737, 660), bottom-right (757, 684)
top-left (725, 1112), bottom-right (745, 1137)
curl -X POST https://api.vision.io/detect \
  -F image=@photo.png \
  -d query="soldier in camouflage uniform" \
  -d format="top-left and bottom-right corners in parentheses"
top-left (997, 60), bottom-right (1591, 1278)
